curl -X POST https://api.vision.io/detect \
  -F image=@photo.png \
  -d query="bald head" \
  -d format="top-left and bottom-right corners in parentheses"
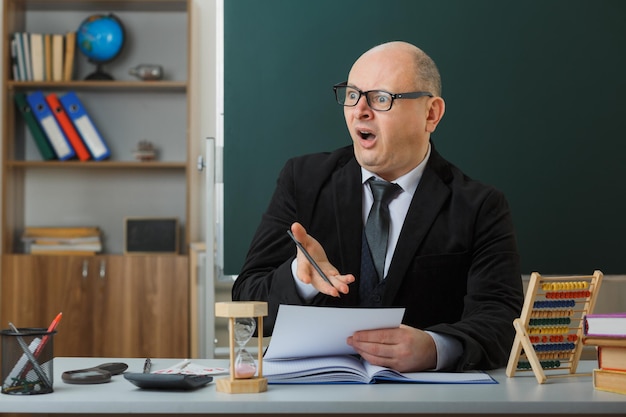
top-left (354, 41), bottom-right (442, 97)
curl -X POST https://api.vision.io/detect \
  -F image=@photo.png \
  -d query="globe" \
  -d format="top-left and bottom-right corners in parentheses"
top-left (77, 13), bottom-right (125, 80)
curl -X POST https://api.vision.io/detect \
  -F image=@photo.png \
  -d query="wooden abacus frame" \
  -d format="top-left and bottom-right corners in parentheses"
top-left (506, 270), bottom-right (603, 384)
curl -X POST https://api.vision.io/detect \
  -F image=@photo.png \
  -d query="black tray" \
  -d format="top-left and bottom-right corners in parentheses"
top-left (123, 373), bottom-right (213, 390)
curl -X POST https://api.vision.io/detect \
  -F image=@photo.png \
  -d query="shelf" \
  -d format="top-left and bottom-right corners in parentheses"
top-left (6, 161), bottom-right (187, 169)
top-left (7, 80), bottom-right (187, 91)
top-left (17, 0), bottom-right (188, 12)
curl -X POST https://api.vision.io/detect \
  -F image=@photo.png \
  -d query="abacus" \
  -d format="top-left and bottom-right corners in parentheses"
top-left (506, 270), bottom-right (603, 384)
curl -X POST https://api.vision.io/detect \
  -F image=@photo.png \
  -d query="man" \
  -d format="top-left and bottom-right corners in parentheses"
top-left (232, 41), bottom-right (523, 372)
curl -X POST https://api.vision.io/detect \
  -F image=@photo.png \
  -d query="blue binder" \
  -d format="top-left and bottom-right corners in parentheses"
top-left (60, 91), bottom-right (111, 160)
top-left (26, 91), bottom-right (75, 160)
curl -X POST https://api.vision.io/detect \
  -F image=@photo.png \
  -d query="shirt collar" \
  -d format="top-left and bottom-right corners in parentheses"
top-left (360, 143), bottom-right (431, 197)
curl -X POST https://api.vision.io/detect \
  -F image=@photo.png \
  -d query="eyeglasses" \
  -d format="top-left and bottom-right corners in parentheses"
top-left (333, 82), bottom-right (433, 112)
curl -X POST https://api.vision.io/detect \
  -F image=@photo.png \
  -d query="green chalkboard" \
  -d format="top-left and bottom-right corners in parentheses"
top-left (224, 0), bottom-right (626, 275)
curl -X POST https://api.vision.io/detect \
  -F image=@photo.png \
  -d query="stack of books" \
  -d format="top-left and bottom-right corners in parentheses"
top-left (582, 313), bottom-right (626, 395)
top-left (22, 226), bottom-right (103, 255)
top-left (10, 31), bottom-right (75, 82)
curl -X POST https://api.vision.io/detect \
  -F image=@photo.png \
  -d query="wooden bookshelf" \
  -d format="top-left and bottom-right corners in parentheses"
top-left (0, 0), bottom-right (196, 360)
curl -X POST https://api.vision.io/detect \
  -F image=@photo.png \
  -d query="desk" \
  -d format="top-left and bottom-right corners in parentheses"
top-left (1, 358), bottom-right (625, 416)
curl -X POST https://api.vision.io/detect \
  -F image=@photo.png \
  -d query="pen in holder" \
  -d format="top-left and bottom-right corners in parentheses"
top-left (1, 326), bottom-right (56, 395)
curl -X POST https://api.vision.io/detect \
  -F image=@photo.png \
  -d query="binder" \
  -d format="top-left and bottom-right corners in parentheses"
top-left (26, 91), bottom-right (75, 160)
top-left (59, 91), bottom-right (110, 160)
top-left (14, 93), bottom-right (56, 160)
top-left (45, 93), bottom-right (91, 161)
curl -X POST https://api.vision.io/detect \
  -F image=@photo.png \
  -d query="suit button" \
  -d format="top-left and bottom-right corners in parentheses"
top-left (373, 295), bottom-right (381, 302)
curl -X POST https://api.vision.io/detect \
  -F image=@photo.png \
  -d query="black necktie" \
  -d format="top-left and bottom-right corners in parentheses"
top-left (365, 178), bottom-right (401, 281)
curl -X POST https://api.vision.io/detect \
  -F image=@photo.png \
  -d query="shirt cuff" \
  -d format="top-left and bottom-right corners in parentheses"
top-left (425, 331), bottom-right (463, 371)
top-left (291, 258), bottom-right (319, 301)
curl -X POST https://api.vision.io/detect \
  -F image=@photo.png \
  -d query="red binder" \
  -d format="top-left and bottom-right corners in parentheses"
top-left (45, 93), bottom-right (91, 161)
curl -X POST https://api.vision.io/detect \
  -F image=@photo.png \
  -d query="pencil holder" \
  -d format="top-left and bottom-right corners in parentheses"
top-left (1, 327), bottom-right (55, 395)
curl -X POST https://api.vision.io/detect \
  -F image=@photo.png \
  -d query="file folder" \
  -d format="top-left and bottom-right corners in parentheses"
top-left (26, 91), bottom-right (75, 160)
top-left (60, 91), bottom-right (110, 160)
top-left (14, 93), bottom-right (56, 160)
top-left (46, 93), bottom-right (91, 161)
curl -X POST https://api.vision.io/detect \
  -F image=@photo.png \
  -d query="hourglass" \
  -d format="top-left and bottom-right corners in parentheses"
top-left (215, 301), bottom-right (268, 393)
top-left (233, 317), bottom-right (256, 378)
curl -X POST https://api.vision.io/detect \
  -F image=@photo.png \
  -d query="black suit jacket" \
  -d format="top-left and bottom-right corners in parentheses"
top-left (232, 142), bottom-right (524, 371)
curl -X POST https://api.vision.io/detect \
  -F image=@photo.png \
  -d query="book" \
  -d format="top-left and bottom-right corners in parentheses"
top-left (29, 242), bottom-right (102, 254)
top-left (23, 226), bottom-right (100, 239)
top-left (45, 93), bottom-right (91, 161)
top-left (63, 31), bottom-right (76, 81)
top-left (29, 249), bottom-right (97, 256)
top-left (263, 354), bottom-right (495, 385)
top-left (59, 91), bottom-right (111, 160)
top-left (13, 32), bottom-right (26, 81)
top-left (583, 336), bottom-right (626, 348)
top-left (593, 368), bottom-right (626, 395)
top-left (262, 305), bottom-right (494, 385)
top-left (26, 91), bottom-right (75, 160)
top-left (22, 32), bottom-right (33, 81)
top-left (24, 236), bottom-right (101, 245)
top-left (10, 35), bottom-right (20, 80)
top-left (51, 34), bottom-right (64, 82)
top-left (14, 92), bottom-right (56, 160)
top-left (584, 313), bottom-right (626, 338)
top-left (598, 345), bottom-right (626, 372)
top-left (44, 34), bottom-right (52, 81)
top-left (30, 33), bottom-right (44, 81)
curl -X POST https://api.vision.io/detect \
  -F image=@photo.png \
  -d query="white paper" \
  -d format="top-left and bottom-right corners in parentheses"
top-left (264, 305), bottom-right (405, 360)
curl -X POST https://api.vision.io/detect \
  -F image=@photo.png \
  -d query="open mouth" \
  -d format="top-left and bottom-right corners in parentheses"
top-left (359, 130), bottom-right (375, 140)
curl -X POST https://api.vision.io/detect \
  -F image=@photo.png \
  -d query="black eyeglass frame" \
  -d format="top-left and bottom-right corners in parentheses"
top-left (333, 82), bottom-right (433, 111)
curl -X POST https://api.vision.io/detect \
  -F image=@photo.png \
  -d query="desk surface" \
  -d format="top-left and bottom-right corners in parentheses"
top-left (1, 358), bottom-right (625, 415)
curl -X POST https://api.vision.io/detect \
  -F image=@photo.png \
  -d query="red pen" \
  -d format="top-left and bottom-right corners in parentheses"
top-left (19, 312), bottom-right (62, 378)
top-left (35, 312), bottom-right (62, 357)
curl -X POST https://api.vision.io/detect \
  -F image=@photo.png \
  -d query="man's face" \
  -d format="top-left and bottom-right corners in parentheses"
top-left (344, 45), bottom-right (438, 182)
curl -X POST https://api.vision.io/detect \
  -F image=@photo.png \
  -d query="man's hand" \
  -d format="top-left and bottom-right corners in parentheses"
top-left (346, 324), bottom-right (437, 372)
top-left (290, 222), bottom-right (354, 297)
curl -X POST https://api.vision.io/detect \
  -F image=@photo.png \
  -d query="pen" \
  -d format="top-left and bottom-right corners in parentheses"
top-left (287, 230), bottom-right (336, 290)
top-left (20, 312), bottom-right (62, 378)
top-left (33, 312), bottom-right (62, 359)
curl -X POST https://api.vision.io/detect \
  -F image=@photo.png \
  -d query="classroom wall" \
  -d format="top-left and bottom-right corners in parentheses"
top-left (223, 0), bottom-right (626, 276)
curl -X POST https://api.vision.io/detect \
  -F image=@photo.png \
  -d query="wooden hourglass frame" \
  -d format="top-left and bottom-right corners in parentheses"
top-left (214, 301), bottom-right (268, 393)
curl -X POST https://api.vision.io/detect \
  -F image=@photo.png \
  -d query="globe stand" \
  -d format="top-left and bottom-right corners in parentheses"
top-left (85, 62), bottom-right (114, 81)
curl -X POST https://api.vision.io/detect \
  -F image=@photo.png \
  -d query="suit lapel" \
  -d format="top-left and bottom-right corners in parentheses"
top-left (382, 151), bottom-right (452, 305)
top-left (332, 158), bottom-right (363, 303)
